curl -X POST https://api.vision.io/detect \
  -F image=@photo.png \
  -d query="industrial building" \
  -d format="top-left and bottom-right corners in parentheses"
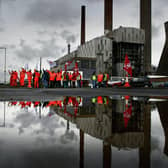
top-left (52, 27), bottom-right (145, 79)
top-left (52, 0), bottom-right (150, 79)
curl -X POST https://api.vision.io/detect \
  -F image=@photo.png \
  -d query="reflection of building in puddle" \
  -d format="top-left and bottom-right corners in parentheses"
top-left (157, 102), bottom-right (168, 156)
top-left (51, 96), bottom-right (151, 168)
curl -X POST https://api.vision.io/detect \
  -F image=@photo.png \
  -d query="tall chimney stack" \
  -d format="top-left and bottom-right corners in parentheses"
top-left (140, 0), bottom-right (151, 73)
top-left (164, 22), bottom-right (168, 40)
top-left (68, 44), bottom-right (71, 54)
top-left (157, 22), bottom-right (168, 75)
top-left (104, 0), bottom-right (113, 34)
top-left (81, 5), bottom-right (86, 45)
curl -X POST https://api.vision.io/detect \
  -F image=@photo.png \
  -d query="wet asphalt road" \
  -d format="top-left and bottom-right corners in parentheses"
top-left (0, 88), bottom-right (168, 101)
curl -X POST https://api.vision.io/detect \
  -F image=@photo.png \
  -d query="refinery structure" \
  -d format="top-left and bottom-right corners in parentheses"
top-left (52, 0), bottom-right (151, 79)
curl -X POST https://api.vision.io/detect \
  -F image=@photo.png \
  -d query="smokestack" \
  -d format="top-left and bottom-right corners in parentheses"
top-left (104, 0), bottom-right (113, 34)
top-left (157, 22), bottom-right (168, 75)
top-left (164, 22), bottom-right (168, 40)
top-left (140, 0), bottom-right (151, 73)
top-left (68, 44), bottom-right (71, 54)
top-left (81, 5), bottom-right (86, 45)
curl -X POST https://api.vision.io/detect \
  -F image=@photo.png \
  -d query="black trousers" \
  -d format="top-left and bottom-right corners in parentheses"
top-left (50, 81), bottom-right (55, 88)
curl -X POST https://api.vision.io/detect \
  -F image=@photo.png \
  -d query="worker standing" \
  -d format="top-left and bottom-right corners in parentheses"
top-left (72, 71), bottom-right (76, 88)
top-left (97, 71), bottom-right (103, 88)
top-left (91, 72), bottom-right (97, 88)
top-left (103, 72), bottom-right (109, 88)
top-left (62, 71), bottom-right (68, 88)
top-left (27, 70), bottom-right (32, 88)
top-left (9, 70), bottom-right (14, 87)
top-left (48, 70), bottom-right (56, 88)
top-left (76, 72), bottom-right (81, 88)
top-left (69, 72), bottom-right (73, 88)
top-left (20, 68), bottom-right (26, 87)
top-left (42, 70), bottom-right (49, 88)
top-left (34, 70), bottom-right (40, 88)
top-left (56, 70), bottom-right (62, 88)
top-left (13, 71), bottom-right (18, 87)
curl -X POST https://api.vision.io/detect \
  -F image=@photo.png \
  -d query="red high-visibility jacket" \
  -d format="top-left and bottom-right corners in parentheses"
top-left (49, 72), bottom-right (56, 81)
top-left (97, 96), bottom-right (103, 104)
top-left (69, 74), bottom-right (73, 80)
top-left (35, 71), bottom-right (40, 80)
top-left (13, 72), bottom-right (18, 80)
top-left (72, 72), bottom-right (76, 81)
top-left (97, 74), bottom-right (103, 82)
top-left (56, 72), bottom-right (62, 81)
top-left (20, 71), bottom-right (25, 79)
top-left (27, 71), bottom-right (32, 80)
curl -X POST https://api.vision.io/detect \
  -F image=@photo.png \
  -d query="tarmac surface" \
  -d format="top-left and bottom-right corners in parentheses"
top-left (0, 88), bottom-right (168, 101)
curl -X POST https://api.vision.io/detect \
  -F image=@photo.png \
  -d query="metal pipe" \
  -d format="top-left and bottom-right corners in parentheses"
top-left (0, 47), bottom-right (6, 84)
top-left (5, 48), bottom-right (6, 84)
top-left (81, 5), bottom-right (86, 45)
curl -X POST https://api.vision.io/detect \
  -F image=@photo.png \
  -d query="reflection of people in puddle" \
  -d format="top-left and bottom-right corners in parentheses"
top-left (63, 96), bottom-right (81, 117)
top-left (8, 101), bottom-right (17, 106)
top-left (91, 96), bottom-right (109, 105)
top-left (123, 96), bottom-right (132, 128)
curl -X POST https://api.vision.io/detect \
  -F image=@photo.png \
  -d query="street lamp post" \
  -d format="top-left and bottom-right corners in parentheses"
top-left (0, 47), bottom-right (6, 84)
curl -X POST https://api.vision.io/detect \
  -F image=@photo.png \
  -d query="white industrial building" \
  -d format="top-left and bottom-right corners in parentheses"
top-left (52, 26), bottom-right (145, 79)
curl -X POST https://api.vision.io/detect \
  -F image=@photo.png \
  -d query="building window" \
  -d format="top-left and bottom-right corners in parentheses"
top-left (98, 44), bottom-right (100, 50)
top-left (90, 60), bottom-right (96, 69)
top-left (122, 32), bottom-right (124, 41)
top-left (81, 60), bottom-right (89, 69)
top-left (128, 33), bottom-right (130, 41)
top-left (106, 51), bottom-right (108, 57)
top-left (101, 40), bottom-right (104, 50)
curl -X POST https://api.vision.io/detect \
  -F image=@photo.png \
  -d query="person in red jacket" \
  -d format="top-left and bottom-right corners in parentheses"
top-left (97, 71), bottom-right (103, 88)
top-left (19, 68), bottom-right (26, 87)
top-left (34, 70), bottom-right (40, 88)
top-left (48, 70), bottom-right (56, 88)
top-left (72, 71), bottom-right (77, 88)
top-left (56, 69), bottom-right (62, 88)
top-left (9, 70), bottom-right (14, 87)
top-left (27, 70), bottom-right (32, 88)
top-left (97, 96), bottom-right (103, 104)
top-left (68, 72), bottom-right (73, 88)
top-left (13, 71), bottom-right (18, 87)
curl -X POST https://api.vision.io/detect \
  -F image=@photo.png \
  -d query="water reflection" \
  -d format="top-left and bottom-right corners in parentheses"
top-left (0, 96), bottom-right (168, 167)
top-left (157, 101), bottom-right (168, 156)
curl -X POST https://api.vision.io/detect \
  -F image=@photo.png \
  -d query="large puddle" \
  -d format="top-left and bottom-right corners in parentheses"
top-left (0, 96), bottom-right (168, 168)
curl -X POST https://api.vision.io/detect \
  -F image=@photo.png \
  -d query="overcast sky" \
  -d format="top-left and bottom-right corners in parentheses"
top-left (0, 0), bottom-right (168, 82)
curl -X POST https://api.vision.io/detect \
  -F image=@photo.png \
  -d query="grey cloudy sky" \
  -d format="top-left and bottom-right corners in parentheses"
top-left (0, 0), bottom-right (168, 82)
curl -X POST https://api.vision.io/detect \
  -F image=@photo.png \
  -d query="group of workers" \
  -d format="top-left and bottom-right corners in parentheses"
top-left (9, 68), bottom-right (109, 89)
top-left (9, 68), bottom-right (82, 88)
top-left (91, 71), bottom-right (109, 88)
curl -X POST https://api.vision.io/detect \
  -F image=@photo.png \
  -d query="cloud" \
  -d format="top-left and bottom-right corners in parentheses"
top-left (26, 0), bottom-right (80, 27)
top-left (152, 24), bottom-right (161, 39)
top-left (14, 109), bottom-right (64, 136)
top-left (15, 37), bottom-right (62, 61)
top-left (0, 27), bottom-right (4, 32)
top-left (60, 30), bottom-right (78, 44)
top-left (60, 130), bottom-right (77, 144)
top-left (14, 111), bottom-right (38, 128)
